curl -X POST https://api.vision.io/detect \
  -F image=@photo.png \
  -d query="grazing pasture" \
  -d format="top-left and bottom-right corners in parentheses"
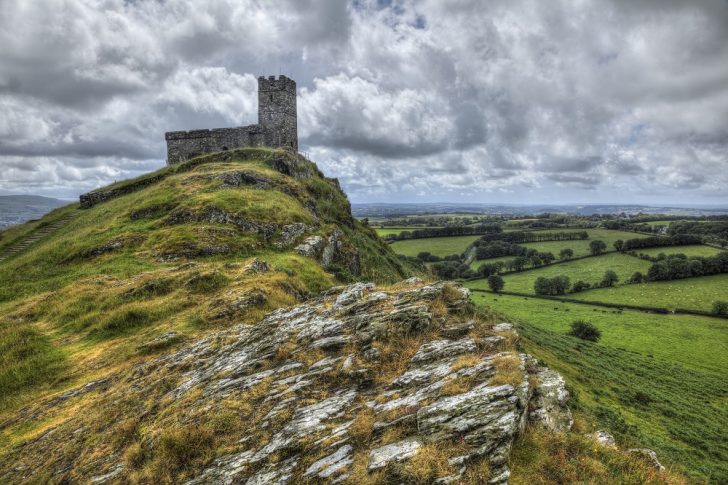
top-left (467, 253), bottom-right (651, 294)
top-left (389, 235), bottom-right (482, 257)
top-left (569, 272), bottom-right (728, 312)
top-left (471, 292), bottom-right (728, 482)
top-left (631, 244), bottom-right (723, 258)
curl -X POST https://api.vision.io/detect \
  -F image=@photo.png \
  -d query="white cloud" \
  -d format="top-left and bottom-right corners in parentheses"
top-left (0, 0), bottom-right (727, 204)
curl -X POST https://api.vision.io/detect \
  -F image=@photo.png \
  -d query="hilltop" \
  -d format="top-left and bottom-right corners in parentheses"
top-left (0, 149), bottom-right (684, 484)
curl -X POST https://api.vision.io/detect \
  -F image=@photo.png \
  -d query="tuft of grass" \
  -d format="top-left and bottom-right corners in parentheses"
top-left (510, 427), bottom-right (687, 485)
top-left (489, 353), bottom-right (523, 387)
top-left (185, 271), bottom-right (230, 293)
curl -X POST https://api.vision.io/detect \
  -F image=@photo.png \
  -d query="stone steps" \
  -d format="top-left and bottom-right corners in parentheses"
top-left (0, 212), bottom-right (77, 263)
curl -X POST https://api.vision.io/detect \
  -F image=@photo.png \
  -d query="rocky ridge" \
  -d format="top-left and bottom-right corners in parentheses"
top-left (2, 279), bottom-right (572, 484)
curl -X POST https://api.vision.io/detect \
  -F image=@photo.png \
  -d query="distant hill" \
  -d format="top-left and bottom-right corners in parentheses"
top-left (0, 195), bottom-right (68, 228)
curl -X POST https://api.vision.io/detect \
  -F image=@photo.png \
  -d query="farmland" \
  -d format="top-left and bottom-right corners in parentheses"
top-left (471, 292), bottom-right (728, 482)
top-left (631, 244), bottom-right (723, 258)
top-left (467, 253), bottom-right (652, 294)
top-left (568, 272), bottom-right (728, 312)
top-left (389, 234), bottom-right (482, 257)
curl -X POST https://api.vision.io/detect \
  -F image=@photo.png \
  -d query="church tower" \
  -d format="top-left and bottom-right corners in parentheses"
top-left (258, 75), bottom-right (298, 151)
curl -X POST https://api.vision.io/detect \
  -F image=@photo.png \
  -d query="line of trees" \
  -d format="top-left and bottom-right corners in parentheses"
top-left (618, 234), bottom-right (703, 252)
top-left (646, 252), bottom-right (728, 281)
top-left (535, 270), bottom-right (620, 295)
top-left (384, 223), bottom-right (502, 241)
top-left (473, 230), bottom-right (588, 245)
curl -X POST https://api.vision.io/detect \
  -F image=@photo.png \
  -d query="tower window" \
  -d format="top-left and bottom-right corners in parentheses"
top-left (269, 94), bottom-right (273, 101)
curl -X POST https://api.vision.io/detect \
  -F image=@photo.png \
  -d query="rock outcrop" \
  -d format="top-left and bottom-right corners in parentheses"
top-left (1, 281), bottom-right (571, 484)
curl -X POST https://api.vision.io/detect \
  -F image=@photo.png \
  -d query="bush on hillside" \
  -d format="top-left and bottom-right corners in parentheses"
top-left (713, 301), bottom-right (728, 316)
top-left (487, 274), bottom-right (505, 292)
top-left (568, 320), bottom-right (601, 342)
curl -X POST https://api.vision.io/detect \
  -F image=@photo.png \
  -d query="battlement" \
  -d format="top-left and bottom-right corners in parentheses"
top-left (164, 75), bottom-right (297, 165)
top-left (258, 75), bottom-right (296, 92)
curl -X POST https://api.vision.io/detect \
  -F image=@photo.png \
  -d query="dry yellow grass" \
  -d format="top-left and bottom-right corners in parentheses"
top-left (489, 353), bottom-right (523, 387)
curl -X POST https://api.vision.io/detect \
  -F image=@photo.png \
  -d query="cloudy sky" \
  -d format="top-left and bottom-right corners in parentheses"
top-left (1, 0), bottom-right (727, 205)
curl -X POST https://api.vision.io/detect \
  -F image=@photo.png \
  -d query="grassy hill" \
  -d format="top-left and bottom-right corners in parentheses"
top-left (0, 148), bottom-right (411, 414)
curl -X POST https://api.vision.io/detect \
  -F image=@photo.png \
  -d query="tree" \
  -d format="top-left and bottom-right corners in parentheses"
top-left (534, 277), bottom-right (551, 295)
top-left (487, 274), bottom-right (505, 292)
top-left (713, 301), bottom-right (728, 316)
top-left (551, 275), bottom-right (571, 295)
top-left (629, 271), bottom-right (644, 284)
top-left (600, 270), bottom-right (619, 287)
top-left (559, 248), bottom-right (574, 260)
top-left (571, 280), bottom-right (591, 293)
top-left (589, 240), bottom-right (607, 256)
top-left (613, 240), bottom-right (624, 252)
top-left (569, 320), bottom-right (601, 342)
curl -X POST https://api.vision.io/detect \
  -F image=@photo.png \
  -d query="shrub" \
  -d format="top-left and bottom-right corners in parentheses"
top-left (568, 320), bottom-right (601, 342)
top-left (589, 240), bottom-right (607, 255)
top-left (571, 280), bottom-right (591, 293)
top-left (629, 271), bottom-right (644, 284)
top-left (713, 301), bottom-right (728, 316)
top-left (600, 270), bottom-right (619, 287)
top-left (487, 274), bottom-right (505, 292)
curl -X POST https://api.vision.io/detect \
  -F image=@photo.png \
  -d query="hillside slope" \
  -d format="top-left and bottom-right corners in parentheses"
top-left (0, 148), bottom-right (409, 414)
top-left (0, 149), bottom-right (685, 484)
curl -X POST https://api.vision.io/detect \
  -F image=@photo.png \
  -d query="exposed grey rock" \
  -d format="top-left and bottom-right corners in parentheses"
top-left (592, 430), bottom-right (617, 448)
top-left (245, 457), bottom-right (299, 485)
top-left (368, 438), bottom-right (422, 471)
top-left (304, 445), bottom-right (353, 479)
top-left (243, 258), bottom-right (270, 273)
top-left (89, 464), bottom-right (124, 484)
top-left (275, 223), bottom-right (313, 249)
top-left (410, 339), bottom-right (477, 364)
top-left (441, 320), bottom-right (475, 338)
top-left (333, 282), bottom-right (375, 309)
top-left (628, 448), bottom-right (665, 472)
top-left (492, 323), bottom-right (514, 332)
top-left (529, 367), bottom-right (573, 432)
top-left (295, 235), bottom-right (325, 259)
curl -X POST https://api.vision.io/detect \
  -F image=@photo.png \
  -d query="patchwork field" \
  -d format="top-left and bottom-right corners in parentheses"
top-left (471, 292), bottom-right (728, 482)
top-left (569, 272), bottom-right (728, 312)
top-left (467, 253), bottom-right (652, 294)
top-left (374, 227), bottom-right (442, 237)
top-left (389, 234), bottom-right (481, 257)
top-left (631, 244), bottom-right (724, 258)
top-left (469, 228), bottom-right (647, 263)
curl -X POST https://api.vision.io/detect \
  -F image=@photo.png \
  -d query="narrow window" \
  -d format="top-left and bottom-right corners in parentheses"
top-left (269, 94), bottom-right (273, 101)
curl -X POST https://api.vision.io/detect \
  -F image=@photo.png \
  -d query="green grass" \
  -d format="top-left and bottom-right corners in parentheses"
top-left (469, 228), bottom-right (649, 266)
top-left (374, 227), bottom-right (443, 237)
top-left (467, 253), bottom-right (652, 294)
top-left (0, 148), bottom-right (410, 416)
top-left (569, 273), bottom-right (728, 312)
top-left (389, 235), bottom-right (482, 257)
top-left (632, 245), bottom-right (724, 258)
top-left (471, 292), bottom-right (728, 482)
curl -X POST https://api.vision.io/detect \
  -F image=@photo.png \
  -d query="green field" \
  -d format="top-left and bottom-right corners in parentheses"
top-left (632, 244), bottom-right (723, 258)
top-left (467, 253), bottom-right (652, 294)
top-left (469, 228), bottom-right (647, 264)
top-left (569, 272), bottom-right (728, 312)
top-left (471, 292), bottom-right (728, 482)
top-left (374, 227), bottom-right (443, 237)
top-left (389, 235), bottom-right (482, 257)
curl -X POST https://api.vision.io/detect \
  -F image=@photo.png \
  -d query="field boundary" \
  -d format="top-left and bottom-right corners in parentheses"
top-left (465, 250), bottom-right (618, 281)
top-left (468, 287), bottom-right (728, 320)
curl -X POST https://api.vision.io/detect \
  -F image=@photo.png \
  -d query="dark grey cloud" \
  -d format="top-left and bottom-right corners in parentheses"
top-left (1, 0), bottom-right (727, 204)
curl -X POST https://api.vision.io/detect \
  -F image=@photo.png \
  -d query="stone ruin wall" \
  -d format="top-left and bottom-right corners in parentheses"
top-left (165, 125), bottom-right (269, 166)
top-left (165, 75), bottom-right (298, 165)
